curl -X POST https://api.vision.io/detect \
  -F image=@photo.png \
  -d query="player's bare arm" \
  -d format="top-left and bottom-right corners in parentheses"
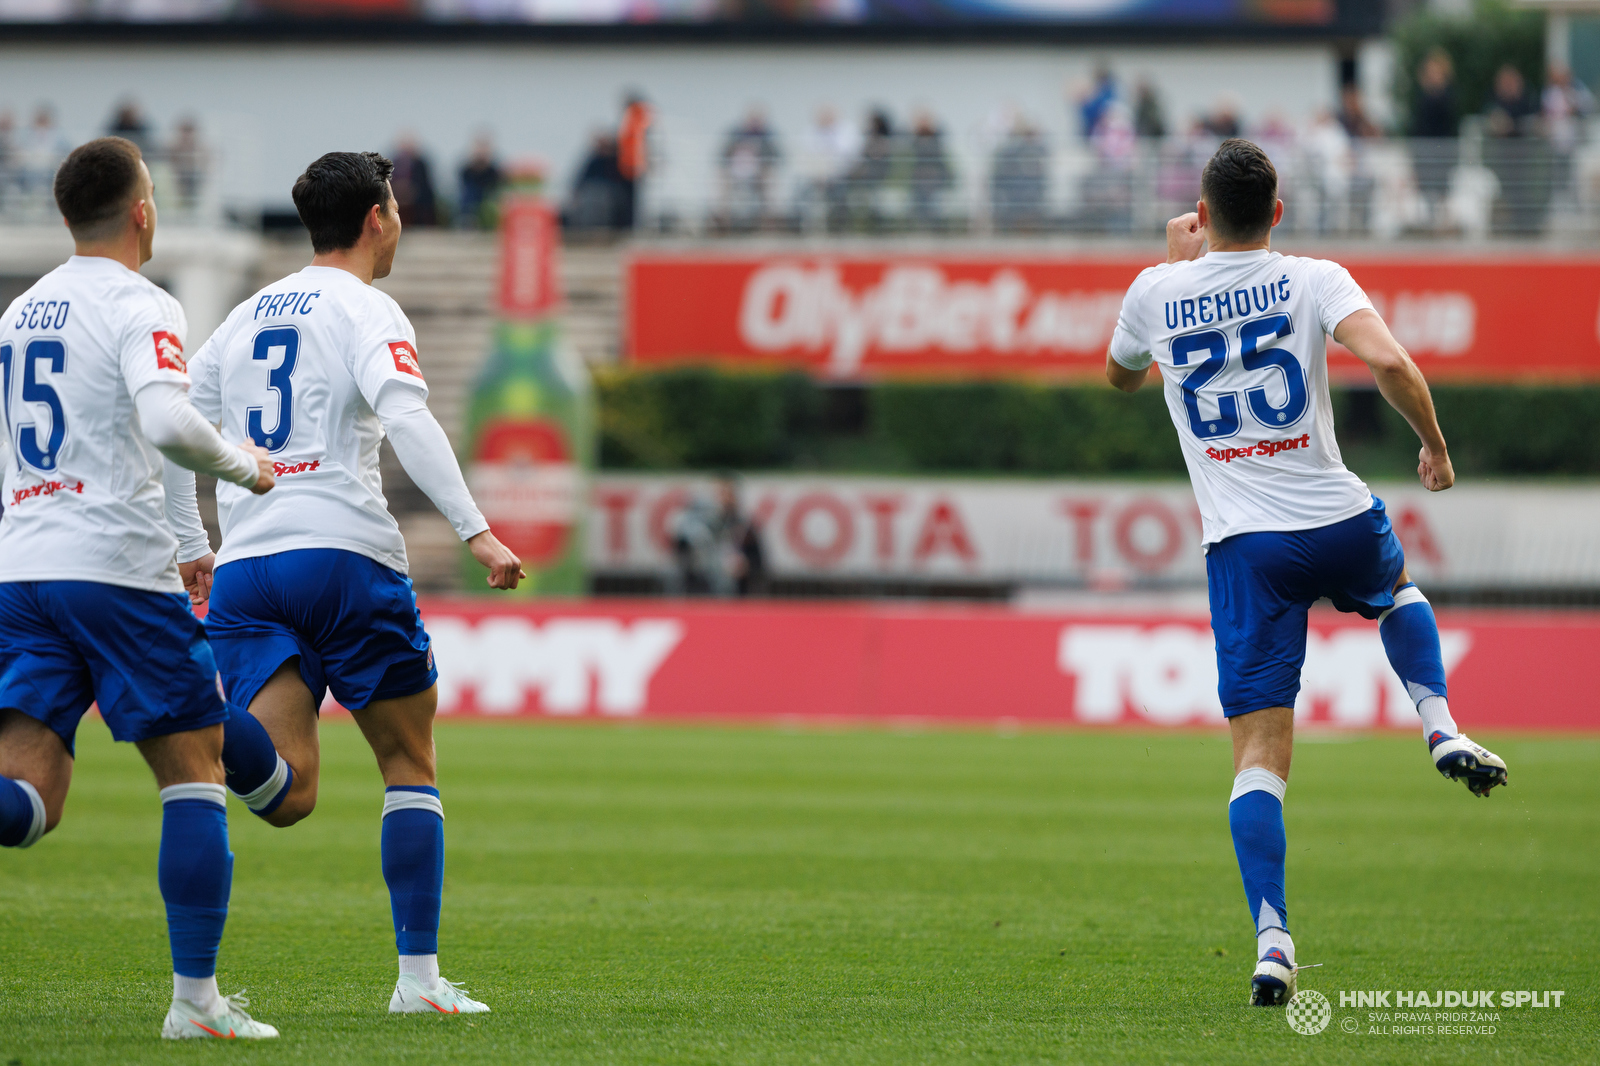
top-left (1105, 350), bottom-right (1148, 393)
top-left (1332, 308), bottom-right (1454, 492)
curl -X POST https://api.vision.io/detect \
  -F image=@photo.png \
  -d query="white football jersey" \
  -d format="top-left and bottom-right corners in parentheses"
top-left (188, 265), bottom-right (427, 573)
top-left (1109, 249), bottom-right (1375, 547)
top-left (0, 256), bottom-right (191, 592)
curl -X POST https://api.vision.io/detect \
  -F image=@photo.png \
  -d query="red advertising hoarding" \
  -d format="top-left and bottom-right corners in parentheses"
top-left (627, 252), bottom-right (1600, 382)
top-left (384, 599), bottom-right (1597, 731)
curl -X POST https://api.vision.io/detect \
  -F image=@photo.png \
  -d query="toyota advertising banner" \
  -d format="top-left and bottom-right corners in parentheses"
top-left (626, 252), bottom-right (1600, 382)
top-left (590, 475), bottom-right (1600, 590)
top-left (384, 599), bottom-right (1596, 731)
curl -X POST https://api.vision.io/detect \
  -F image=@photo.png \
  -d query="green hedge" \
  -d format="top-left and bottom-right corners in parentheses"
top-left (597, 368), bottom-right (1600, 478)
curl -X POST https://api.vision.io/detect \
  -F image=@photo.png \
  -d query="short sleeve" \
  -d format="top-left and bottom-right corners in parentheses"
top-left (347, 293), bottom-right (427, 409)
top-left (1312, 261), bottom-right (1373, 336)
top-left (1107, 271), bottom-right (1157, 371)
top-left (119, 286), bottom-right (191, 399)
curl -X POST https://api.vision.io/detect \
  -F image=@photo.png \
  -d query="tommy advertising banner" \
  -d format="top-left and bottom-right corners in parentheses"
top-left (626, 252), bottom-right (1600, 382)
top-left (407, 599), bottom-right (1597, 731)
top-left (590, 475), bottom-right (1600, 590)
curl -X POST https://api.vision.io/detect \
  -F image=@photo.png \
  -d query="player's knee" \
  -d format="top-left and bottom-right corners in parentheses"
top-left (262, 775), bottom-right (318, 827)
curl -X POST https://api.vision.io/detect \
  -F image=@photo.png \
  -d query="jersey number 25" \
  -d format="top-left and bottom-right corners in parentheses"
top-left (1169, 313), bottom-right (1307, 441)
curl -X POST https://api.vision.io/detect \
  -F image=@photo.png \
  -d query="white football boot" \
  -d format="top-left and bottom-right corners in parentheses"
top-left (389, 974), bottom-right (491, 1014)
top-left (1249, 947), bottom-right (1297, 1007)
top-left (1429, 732), bottom-right (1509, 797)
top-left (161, 991), bottom-right (279, 1039)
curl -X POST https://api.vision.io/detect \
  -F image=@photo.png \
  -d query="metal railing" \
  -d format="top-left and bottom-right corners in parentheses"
top-left (0, 149), bottom-right (225, 228)
top-left (621, 123), bottom-right (1600, 242)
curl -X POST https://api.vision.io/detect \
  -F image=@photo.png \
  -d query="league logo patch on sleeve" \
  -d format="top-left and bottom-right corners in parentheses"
top-left (389, 341), bottom-right (424, 380)
top-left (153, 330), bottom-right (187, 373)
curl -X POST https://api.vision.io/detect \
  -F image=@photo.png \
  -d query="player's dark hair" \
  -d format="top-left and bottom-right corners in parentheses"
top-left (292, 151), bottom-right (395, 254)
top-left (54, 137), bottom-right (145, 242)
top-left (1201, 138), bottom-right (1279, 244)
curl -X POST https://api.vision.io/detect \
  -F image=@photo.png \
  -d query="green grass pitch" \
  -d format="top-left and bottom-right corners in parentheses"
top-left (1, 721), bottom-right (1596, 1065)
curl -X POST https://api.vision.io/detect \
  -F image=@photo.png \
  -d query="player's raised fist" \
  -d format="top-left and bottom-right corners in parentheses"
top-left (1166, 212), bottom-right (1206, 264)
top-left (1418, 445), bottom-right (1455, 492)
top-left (240, 442), bottom-right (276, 495)
top-left (468, 529), bottom-right (527, 590)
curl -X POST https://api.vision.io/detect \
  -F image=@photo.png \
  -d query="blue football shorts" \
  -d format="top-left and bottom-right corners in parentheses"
top-left (0, 581), bottom-right (228, 755)
top-left (205, 548), bottom-right (437, 714)
top-left (1206, 496), bottom-right (1407, 719)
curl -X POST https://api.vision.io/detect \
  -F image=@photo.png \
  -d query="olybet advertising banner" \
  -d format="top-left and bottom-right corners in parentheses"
top-left (397, 599), bottom-right (1597, 731)
top-left (591, 475), bottom-right (1600, 590)
top-left (627, 252), bottom-right (1600, 381)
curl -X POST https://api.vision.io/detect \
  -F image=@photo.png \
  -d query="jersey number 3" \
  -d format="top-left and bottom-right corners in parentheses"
top-left (0, 339), bottom-right (68, 472)
top-left (1169, 314), bottom-right (1307, 441)
top-left (247, 326), bottom-right (300, 453)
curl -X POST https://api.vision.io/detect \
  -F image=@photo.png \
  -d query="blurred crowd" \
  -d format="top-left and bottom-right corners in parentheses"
top-left (0, 98), bottom-right (212, 220)
top-left (6, 53), bottom-right (1593, 242)
top-left (559, 57), bottom-right (1600, 240)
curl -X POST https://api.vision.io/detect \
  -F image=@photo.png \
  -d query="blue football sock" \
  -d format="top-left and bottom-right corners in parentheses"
top-left (1378, 583), bottom-right (1448, 706)
top-left (1229, 769), bottom-right (1289, 948)
top-left (1379, 583), bottom-right (1459, 737)
top-left (159, 783), bottom-right (233, 979)
top-left (221, 704), bottom-right (293, 816)
top-left (381, 786), bottom-right (444, 957)
top-left (0, 776), bottom-right (45, 848)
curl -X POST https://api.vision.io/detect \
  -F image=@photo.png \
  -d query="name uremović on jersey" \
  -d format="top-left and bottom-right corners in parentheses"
top-left (1165, 275), bottom-right (1292, 330)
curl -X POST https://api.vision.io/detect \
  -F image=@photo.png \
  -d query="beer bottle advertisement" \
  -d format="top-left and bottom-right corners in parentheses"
top-left (463, 194), bottom-right (594, 595)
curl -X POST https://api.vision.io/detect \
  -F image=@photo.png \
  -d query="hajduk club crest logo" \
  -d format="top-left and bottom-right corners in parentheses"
top-left (1286, 989), bottom-right (1332, 1035)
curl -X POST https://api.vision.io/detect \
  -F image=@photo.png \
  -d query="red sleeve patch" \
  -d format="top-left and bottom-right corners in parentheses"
top-left (389, 341), bottom-right (424, 380)
top-left (154, 330), bottom-right (187, 373)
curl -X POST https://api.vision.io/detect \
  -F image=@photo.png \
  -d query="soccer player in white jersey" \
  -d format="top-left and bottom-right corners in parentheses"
top-left (0, 138), bottom-right (280, 1039)
top-left (175, 151), bottom-right (523, 1015)
top-left (1105, 139), bottom-right (1508, 1007)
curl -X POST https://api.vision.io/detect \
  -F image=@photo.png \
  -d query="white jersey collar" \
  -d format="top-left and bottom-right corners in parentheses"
top-left (1201, 250), bottom-right (1275, 264)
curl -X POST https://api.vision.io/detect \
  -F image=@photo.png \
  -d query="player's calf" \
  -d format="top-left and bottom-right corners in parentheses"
top-left (0, 710), bottom-right (75, 845)
top-left (1377, 583), bottom-right (1509, 796)
top-left (0, 775), bottom-right (48, 848)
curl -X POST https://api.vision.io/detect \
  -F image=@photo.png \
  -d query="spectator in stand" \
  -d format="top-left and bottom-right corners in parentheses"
top-left (991, 115), bottom-right (1049, 233)
top-left (16, 105), bottom-right (68, 212)
top-left (907, 109), bottom-right (953, 230)
top-left (107, 98), bottom-right (153, 156)
top-left (1133, 79), bottom-right (1166, 140)
top-left (569, 132), bottom-right (626, 232)
top-left (845, 108), bottom-right (896, 227)
top-left (390, 134), bottom-right (439, 226)
top-left (1484, 64), bottom-right (1546, 234)
top-left (1543, 64), bottom-right (1594, 205)
top-left (1076, 63), bottom-right (1117, 140)
top-left (798, 105), bottom-right (861, 230)
top-left (1337, 85), bottom-right (1381, 139)
top-left (1304, 108), bottom-right (1354, 234)
top-left (457, 134), bottom-right (503, 230)
top-left (168, 116), bottom-right (208, 210)
top-left (617, 90), bottom-right (652, 231)
top-left (668, 478), bottom-right (764, 597)
top-left (1200, 97), bottom-right (1242, 139)
top-left (0, 109), bottom-right (13, 207)
top-left (719, 107), bottom-right (782, 232)
top-left (1410, 48), bottom-right (1457, 226)
top-left (1485, 63), bottom-right (1538, 138)
top-left (1333, 88), bottom-right (1378, 233)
